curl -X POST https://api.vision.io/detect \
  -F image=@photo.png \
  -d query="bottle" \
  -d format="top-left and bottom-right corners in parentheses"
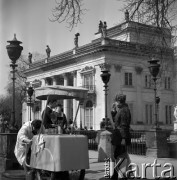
top-left (58, 125), bottom-right (63, 134)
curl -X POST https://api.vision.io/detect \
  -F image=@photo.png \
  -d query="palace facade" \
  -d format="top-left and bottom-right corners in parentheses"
top-left (23, 13), bottom-right (175, 130)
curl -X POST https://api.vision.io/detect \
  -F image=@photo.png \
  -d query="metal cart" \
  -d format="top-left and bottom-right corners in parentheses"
top-left (25, 85), bottom-right (89, 180)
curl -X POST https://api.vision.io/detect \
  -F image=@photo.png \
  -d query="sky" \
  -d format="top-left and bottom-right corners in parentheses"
top-left (0, 0), bottom-right (125, 95)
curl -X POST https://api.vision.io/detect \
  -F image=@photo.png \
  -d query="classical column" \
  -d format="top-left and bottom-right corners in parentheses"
top-left (72, 71), bottom-right (78, 125)
top-left (41, 78), bottom-right (46, 87)
top-left (41, 78), bottom-right (47, 112)
top-left (51, 76), bottom-right (58, 85)
top-left (63, 73), bottom-right (70, 120)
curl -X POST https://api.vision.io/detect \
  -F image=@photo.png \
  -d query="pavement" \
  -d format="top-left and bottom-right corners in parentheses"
top-left (0, 150), bottom-right (177, 179)
top-left (85, 150), bottom-right (177, 180)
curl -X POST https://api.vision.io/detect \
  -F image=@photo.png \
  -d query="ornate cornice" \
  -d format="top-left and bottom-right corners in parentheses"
top-left (80, 66), bottom-right (95, 74)
top-left (31, 79), bottom-right (42, 88)
top-left (114, 64), bottom-right (122, 72)
top-left (135, 66), bottom-right (143, 74)
top-left (99, 63), bottom-right (111, 71)
top-left (71, 70), bottom-right (77, 76)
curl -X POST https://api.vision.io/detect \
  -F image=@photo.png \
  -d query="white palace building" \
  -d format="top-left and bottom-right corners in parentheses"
top-left (23, 12), bottom-right (176, 131)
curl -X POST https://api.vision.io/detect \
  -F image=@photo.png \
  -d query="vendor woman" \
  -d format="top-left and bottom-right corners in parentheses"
top-left (55, 103), bottom-right (67, 133)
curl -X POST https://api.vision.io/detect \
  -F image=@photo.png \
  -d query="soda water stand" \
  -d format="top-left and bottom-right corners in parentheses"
top-left (26, 85), bottom-right (89, 180)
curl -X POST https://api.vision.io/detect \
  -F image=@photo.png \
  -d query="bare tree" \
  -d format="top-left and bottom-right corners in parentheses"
top-left (2, 52), bottom-right (46, 128)
top-left (51, 0), bottom-right (86, 30)
top-left (121, 0), bottom-right (177, 30)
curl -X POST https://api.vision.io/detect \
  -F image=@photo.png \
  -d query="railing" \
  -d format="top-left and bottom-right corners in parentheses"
top-left (73, 130), bottom-right (147, 155)
top-left (127, 130), bottom-right (146, 156)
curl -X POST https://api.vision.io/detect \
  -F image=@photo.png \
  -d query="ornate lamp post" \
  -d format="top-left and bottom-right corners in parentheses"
top-left (100, 64), bottom-right (111, 129)
top-left (148, 58), bottom-right (160, 129)
top-left (27, 86), bottom-right (34, 121)
top-left (6, 34), bottom-right (23, 129)
top-left (98, 64), bottom-right (112, 162)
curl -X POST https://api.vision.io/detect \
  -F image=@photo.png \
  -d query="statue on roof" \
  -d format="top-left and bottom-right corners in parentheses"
top-left (101, 21), bottom-right (107, 38)
top-left (98, 21), bottom-right (103, 33)
top-left (28, 52), bottom-right (32, 64)
top-left (125, 10), bottom-right (129, 22)
top-left (46, 45), bottom-right (51, 58)
top-left (74, 33), bottom-right (80, 48)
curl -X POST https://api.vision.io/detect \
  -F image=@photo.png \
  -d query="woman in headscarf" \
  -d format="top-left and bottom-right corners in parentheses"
top-left (54, 104), bottom-right (67, 134)
top-left (111, 94), bottom-right (131, 179)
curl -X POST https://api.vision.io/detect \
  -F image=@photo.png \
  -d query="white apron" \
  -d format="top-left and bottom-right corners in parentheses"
top-left (14, 121), bottom-right (34, 165)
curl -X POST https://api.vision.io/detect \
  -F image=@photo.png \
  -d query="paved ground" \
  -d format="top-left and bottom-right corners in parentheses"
top-left (0, 150), bottom-right (177, 179)
top-left (85, 150), bottom-right (177, 180)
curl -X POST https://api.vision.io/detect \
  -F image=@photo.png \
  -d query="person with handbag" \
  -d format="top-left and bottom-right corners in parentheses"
top-left (110, 94), bottom-right (132, 180)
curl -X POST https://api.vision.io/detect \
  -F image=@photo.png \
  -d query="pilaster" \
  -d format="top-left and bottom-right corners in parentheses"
top-left (71, 71), bottom-right (78, 125)
top-left (51, 76), bottom-right (58, 85)
top-left (135, 65), bottom-right (143, 124)
top-left (63, 73), bottom-right (70, 120)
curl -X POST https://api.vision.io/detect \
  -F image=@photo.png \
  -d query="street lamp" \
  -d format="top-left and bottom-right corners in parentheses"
top-left (27, 86), bottom-right (34, 121)
top-left (100, 64), bottom-right (111, 129)
top-left (148, 58), bottom-right (160, 129)
top-left (6, 34), bottom-right (23, 129)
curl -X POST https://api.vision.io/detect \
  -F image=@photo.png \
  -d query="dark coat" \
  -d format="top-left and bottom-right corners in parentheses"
top-left (112, 103), bottom-right (131, 129)
top-left (42, 106), bottom-right (53, 129)
top-left (111, 103), bottom-right (132, 157)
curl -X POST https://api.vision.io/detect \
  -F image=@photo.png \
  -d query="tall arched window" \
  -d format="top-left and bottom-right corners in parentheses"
top-left (85, 100), bottom-right (93, 129)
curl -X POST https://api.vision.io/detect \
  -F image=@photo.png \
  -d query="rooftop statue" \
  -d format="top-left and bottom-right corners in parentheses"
top-left (101, 21), bottom-right (107, 38)
top-left (74, 33), bottom-right (80, 48)
top-left (46, 45), bottom-right (51, 58)
top-left (28, 52), bottom-right (32, 64)
top-left (125, 10), bottom-right (129, 22)
top-left (98, 21), bottom-right (103, 33)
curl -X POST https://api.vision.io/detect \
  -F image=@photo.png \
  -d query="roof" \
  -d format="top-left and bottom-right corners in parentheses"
top-left (24, 21), bottom-right (173, 76)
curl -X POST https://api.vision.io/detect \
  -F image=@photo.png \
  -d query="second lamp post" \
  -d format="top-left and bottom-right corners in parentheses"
top-left (148, 58), bottom-right (161, 129)
top-left (27, 86), bottom-right (34, 121)
top-left (100, 64), bottom-right (111, 129)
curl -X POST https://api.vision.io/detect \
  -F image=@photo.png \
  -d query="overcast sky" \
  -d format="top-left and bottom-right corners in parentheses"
top-left (0, 0), bottom-right (125, 95)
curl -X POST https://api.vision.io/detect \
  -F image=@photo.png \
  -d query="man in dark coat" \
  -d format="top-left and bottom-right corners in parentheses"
top-left (42, 100), bottom-right (57, 129)
top-left (111, 94), bottom-right (131, 179)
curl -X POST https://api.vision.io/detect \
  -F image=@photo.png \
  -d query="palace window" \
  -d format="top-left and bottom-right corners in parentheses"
top-left (145, 104), bottom-right (153, 125)
top-left (125, 72), bottom-right (133, 86)
top-left (165, 105), bottom-right (172, 124)
top-left (85, 100), bottom-right (93, 129)
top-left (83, 73), bottom-right (94, 91)
top-left (164, 77), bottom-right (171, 90)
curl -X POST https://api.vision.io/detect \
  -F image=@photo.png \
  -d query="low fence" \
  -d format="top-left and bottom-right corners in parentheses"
top-left (73, 130), bottom-right (146, 155)
top-left (128, 130), bottom-right (146, 155)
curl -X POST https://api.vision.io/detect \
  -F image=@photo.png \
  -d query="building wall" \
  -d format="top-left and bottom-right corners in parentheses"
top-left (23, 34), bottom-right (175, 131)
